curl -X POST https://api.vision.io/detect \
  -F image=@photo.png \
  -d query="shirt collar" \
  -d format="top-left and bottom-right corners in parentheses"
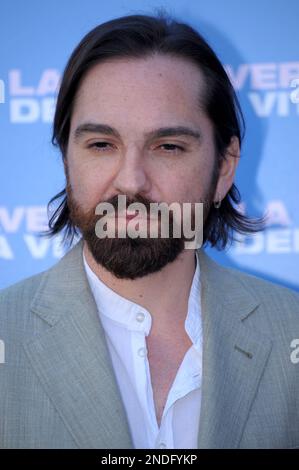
top-left (83, 250), bottom-right (202, 344)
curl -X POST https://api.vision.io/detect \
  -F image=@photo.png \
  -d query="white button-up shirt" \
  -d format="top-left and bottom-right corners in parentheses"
top-left (83, 250), bottom-right (202, 449)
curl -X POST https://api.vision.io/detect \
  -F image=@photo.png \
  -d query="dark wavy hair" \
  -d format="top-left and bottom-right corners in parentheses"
top-left (47, 11), bottom-right (264, 249)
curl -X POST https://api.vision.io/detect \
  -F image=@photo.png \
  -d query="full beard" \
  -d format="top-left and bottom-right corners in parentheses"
top-left (66, 182), bottom-right (216, 280)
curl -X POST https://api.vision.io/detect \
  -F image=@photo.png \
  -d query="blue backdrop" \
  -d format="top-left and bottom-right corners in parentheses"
top-left (1, 0), bottom-right (298, 291)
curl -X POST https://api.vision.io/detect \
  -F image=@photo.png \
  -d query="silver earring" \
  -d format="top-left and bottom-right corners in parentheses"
top-left (214, 195), bottom-right (222, 209)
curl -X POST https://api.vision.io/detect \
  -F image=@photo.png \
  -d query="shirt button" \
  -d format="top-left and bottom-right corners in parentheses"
top-left (158, 442), bottom-right (167, 449)
top-left (137, 347), bottom-right (147, 357)
top-left (136, 312), bottom-right (145, 323)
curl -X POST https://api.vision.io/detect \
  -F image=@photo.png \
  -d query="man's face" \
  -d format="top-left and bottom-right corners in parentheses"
top-left (65, 54), bottom-right (219, 279)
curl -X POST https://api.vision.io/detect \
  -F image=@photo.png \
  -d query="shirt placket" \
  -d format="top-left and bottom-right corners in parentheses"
top-left (131, 308), bottom-right (158, 447)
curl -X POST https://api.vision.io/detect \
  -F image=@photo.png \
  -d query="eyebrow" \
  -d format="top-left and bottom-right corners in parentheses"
top-left (73, 122), bottom-right (201, 143)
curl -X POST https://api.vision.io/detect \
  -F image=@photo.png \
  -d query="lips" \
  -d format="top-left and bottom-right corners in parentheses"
top-left (124, 211), bottom-right (139, 220)
top-left (116, 210), bottom-right (148, 219)
top-left (116, 212), bottom-right (158, 221)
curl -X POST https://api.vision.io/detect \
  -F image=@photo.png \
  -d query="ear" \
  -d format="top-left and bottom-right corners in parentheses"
top-left (213, 136), bottom-right (240, 203)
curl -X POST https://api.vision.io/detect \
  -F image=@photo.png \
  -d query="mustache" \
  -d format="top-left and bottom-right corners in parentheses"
top-left (92, 194), bottom-right (213, 216)
top-left (99, 194), bottom-right (155, 214)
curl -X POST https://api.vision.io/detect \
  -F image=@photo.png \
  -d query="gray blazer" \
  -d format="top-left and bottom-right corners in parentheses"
top-left (1, 240), bottom-right (299, 449)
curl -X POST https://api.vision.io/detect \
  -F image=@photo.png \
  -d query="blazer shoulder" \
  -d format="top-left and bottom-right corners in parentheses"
top-left (0, 242), bottom-right (85, 339)
top-left (226, 264), bottom-right (299, 302)
top-left (200, 250), bottom-right (299, 305)
top-left (220, 263), bottom-right (299, 329)
top-left (0, 270), bottom-right (45, 307)
top-left (0, 270), bottom-right (48, 341)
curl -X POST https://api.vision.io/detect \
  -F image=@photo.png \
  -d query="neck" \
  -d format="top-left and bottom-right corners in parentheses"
top-left (83, 241), bottom-right (197, 331)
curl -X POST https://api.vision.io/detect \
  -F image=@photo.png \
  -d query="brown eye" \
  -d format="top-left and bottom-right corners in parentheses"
top-left (159, 144), bottom-right (185, 153)
top-left (88, 142), bottom-right (114, 151)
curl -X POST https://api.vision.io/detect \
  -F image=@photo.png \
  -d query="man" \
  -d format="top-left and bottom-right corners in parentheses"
top-left (1, 13), bottom-right (299, 449)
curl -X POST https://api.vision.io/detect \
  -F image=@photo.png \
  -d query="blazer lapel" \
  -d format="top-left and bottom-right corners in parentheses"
top-left (23, 240), bottom-right (133, 449)
top-left (197, 250), bottom-right (272, 448)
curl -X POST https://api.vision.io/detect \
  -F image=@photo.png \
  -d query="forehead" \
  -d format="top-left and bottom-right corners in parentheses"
top-left (71, 54), bottom-right (207, 129)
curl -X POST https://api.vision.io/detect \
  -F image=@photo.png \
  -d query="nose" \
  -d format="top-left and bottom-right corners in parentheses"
top-left (112, 147), bottom-right (151, 197)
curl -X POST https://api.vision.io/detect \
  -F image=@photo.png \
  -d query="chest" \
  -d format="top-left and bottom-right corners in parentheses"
top-left (146, 333), bottom-right (193, 426)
